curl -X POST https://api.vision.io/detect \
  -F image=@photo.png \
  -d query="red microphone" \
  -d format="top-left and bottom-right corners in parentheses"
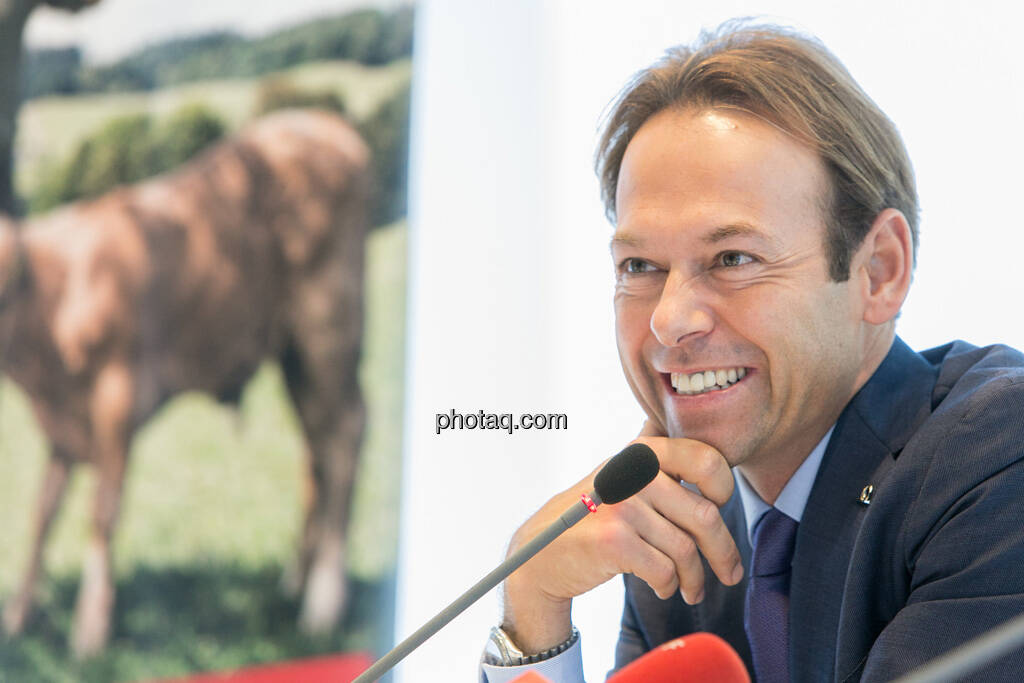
top-left (508, 673), bottom-right (553, 682)
top-left (608, 632), bottom-right (750, 682)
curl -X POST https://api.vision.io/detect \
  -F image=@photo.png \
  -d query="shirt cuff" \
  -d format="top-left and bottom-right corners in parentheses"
top-left (480, 636), bottom-right (585, 683)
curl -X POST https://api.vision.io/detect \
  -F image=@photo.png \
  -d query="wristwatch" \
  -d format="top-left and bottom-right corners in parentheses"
top-left (484, 625), bottom-right (580, 666)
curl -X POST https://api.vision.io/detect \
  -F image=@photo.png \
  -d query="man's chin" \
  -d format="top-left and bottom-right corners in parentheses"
top-left (664, 423), bottom-right (749, 467)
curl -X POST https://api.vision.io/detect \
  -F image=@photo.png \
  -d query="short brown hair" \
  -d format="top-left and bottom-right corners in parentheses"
top-left (595, 21), bottom-right (919, 281)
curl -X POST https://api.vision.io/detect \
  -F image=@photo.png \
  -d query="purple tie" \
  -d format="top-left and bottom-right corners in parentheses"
top-left (744, 507), bottom-right (799, 683)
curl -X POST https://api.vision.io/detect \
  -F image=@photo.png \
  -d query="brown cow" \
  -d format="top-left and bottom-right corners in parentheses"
top-left (0, 108), bottom-right (369, 658)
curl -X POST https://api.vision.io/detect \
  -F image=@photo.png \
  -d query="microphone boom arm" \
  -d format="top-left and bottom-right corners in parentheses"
top-left (352, 492), bottom-right (601, 682)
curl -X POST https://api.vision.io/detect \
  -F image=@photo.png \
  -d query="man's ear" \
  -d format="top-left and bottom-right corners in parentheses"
top-left (855, 208), bottom-right (913, 325)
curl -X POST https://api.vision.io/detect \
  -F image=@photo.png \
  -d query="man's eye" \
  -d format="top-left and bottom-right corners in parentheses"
top-left (621, 258), bottom-right (657, 274)
top-left (717, 251), bottom-right (754, 267)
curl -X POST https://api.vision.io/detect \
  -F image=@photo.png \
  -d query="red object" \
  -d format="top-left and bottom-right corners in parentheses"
top-left (144, 653), bottom-right (374, 683)
top-left (581, 493), bottom-right (598, 513)
top-left (508, 673), bottom-right (553, 683)
top-left (607, 632), bottom-right (750, 683)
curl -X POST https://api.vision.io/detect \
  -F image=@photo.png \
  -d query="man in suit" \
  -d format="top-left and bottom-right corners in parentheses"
top-left (481, 21), bottom-right (1024, 683)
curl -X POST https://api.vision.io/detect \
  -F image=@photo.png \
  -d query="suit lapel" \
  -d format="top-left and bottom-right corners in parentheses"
top-left (789, 405), bottom-right (891, 681)
top-left (788, 338), bottom-right (938, 682)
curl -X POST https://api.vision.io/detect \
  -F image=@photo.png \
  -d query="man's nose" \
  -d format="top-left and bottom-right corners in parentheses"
top-left (650, 270), bottom-right (714, 346)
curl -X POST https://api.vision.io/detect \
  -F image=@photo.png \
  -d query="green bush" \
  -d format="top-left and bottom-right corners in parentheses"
top-left (31, 114), bottom-right (152, 211)
top-left (155, 104), bottom-right (228, 170)
top-left (31, 105), bottom-right (225, 213)
top-left (360, 82), bottom-right (410, 227)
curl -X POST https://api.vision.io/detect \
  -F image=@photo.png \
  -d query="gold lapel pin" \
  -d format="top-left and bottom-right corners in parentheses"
top-left (858, 484), bottom-right (874, 506)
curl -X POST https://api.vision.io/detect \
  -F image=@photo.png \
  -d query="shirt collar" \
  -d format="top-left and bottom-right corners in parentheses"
top-left (734, 425), bottom-right (835, 543)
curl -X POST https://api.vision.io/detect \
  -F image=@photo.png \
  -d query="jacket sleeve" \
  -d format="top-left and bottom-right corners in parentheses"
top-left (861, 378), bottom-right (1024, 681)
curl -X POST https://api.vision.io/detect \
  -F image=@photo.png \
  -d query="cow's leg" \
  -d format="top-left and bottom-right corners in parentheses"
top-left (284, 344), bottom-right (365, 634)
top-left (282, 259), bottom-right (365, 634)
top-left (3, 452), bottom-right (72, 635)
top-left (71, 362), bottom-right (133, 659)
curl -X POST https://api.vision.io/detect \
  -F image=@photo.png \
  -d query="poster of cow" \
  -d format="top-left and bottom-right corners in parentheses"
top-left (0, 1), bottom-right (411, 680)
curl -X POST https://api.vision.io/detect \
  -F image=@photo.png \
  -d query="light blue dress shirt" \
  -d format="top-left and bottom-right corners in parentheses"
top-left (481, 426), bottom-right (834, 683)
top-left (481, 638), bottom-right (585, 682)
top-left (734, 426), bottom-right (834, 540)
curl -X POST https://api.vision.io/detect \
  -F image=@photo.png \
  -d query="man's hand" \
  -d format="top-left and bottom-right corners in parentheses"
top-left (499, 429), bottom-right (743, 653)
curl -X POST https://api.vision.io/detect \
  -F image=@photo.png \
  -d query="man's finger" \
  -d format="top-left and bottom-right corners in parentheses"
top-left (634, 436), bottom-right (735, 506)
top-left (646, 473), bottom-right (744, 586)
top-left (621, 500), bottom-right (709, 602)
top-left (607, 523), bottom-right (682, 600)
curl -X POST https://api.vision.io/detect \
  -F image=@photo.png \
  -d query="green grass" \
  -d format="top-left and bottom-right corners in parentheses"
top-left (0, 220), bottom-right (407, 681)
top-left (0, 564), bottom-right (393, 682)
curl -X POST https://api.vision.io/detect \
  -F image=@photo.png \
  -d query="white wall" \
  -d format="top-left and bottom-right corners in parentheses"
top-left (399, 2), bottom-right (1024, 681)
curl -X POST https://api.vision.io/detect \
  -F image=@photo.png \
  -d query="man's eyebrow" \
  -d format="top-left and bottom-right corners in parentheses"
top-left (609, 233), bottom-right (643, 250)
top-left (702, 223), bottom-right (779, 246)
top-left (610, 224), bottom-right (779, 251)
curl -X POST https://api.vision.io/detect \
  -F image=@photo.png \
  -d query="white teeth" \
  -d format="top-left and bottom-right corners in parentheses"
top-left (669, 367), bottom-right (748, 395)
top-left (676, 373), bottom-right (691, 392)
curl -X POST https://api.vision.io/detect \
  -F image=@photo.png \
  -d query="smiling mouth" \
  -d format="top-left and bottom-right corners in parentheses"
top-left (668, 367), bottom-right (747, 396)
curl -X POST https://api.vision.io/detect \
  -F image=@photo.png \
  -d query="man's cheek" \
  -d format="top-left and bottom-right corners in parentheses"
top-left (614, 304), bottom-right (655, 347)
top-left (614, 301), bottom-right (665, 421)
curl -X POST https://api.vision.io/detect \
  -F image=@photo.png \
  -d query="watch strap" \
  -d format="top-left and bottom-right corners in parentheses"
top-left (485, 625), bottom-right (580, 666)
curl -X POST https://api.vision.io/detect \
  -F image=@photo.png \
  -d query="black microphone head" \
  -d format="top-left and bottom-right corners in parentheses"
top-left (594, 443), bottom-right (660, 504)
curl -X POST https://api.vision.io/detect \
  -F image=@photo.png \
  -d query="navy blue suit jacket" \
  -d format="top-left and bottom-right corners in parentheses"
top-left (614, 338), bottom-right (1024, 681)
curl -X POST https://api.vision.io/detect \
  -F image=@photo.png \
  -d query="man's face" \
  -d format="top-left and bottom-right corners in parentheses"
top-left (612, 108), bottom-right (870, 473)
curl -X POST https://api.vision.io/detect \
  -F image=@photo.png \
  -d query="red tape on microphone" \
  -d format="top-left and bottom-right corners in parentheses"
top-left (581, 493), bottom-right (598, 513)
